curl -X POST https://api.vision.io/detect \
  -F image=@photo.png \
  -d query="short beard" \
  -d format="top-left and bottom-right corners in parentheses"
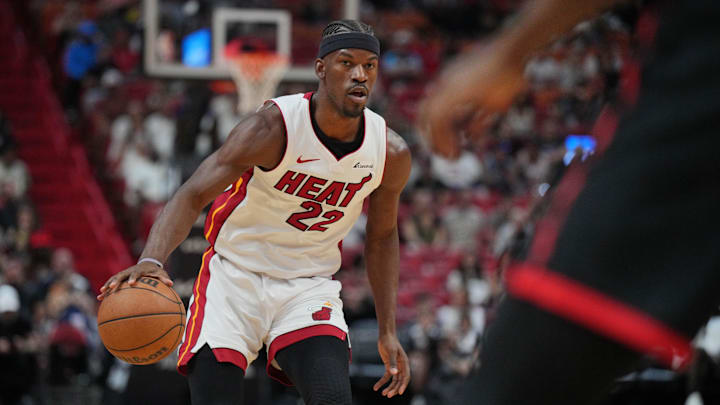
top-left (342, 104), bottom-right (364, 118)
top-left (328, 91), bottom-right (365, 118)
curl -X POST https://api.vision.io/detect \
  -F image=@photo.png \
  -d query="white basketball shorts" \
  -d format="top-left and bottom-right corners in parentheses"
top-left (176, 247), bottom-right (349, 385)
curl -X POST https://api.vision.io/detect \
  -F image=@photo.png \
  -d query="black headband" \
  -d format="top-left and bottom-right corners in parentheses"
top-left (317, 32), bottom-right (380, 59)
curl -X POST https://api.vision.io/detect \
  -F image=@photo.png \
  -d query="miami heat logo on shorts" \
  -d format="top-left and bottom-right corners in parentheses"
top-left (312, 307), bottom-right (332, 321)
top-left (308, 301), bottom-right (334, 321)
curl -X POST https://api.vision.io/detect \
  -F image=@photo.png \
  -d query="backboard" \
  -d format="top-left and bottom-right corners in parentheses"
top-left (143, 0), bottom-right (360, 82)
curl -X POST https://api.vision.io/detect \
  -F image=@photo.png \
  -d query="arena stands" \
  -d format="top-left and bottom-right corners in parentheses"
top-left (3, 1), bottom-right (718, 404)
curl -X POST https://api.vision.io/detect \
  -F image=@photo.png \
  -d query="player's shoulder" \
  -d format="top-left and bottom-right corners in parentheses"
top-left (267, 92), bottom-right (308, 113)
top-left (379, 127), bottom-right (411, 191)
top-left (251, 99), bottom-right (290, 138)
top-left (261, 93), bottom-right (310, 127)
top-left (218, 101), bottom-right (286, 167)
top-left (271, 92), bottom-right (307, 103)
top-left (385, 127), bottom-right (411, 161)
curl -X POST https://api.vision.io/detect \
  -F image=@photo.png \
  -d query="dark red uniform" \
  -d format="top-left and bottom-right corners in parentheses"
top-left (464, 1), bottom-right (720, 403)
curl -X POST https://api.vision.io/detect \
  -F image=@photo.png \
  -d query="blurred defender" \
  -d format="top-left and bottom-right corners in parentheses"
top-left (98, 20), bottom-right (411, 404)
top-left (422, 0), bottom-right (720, 403)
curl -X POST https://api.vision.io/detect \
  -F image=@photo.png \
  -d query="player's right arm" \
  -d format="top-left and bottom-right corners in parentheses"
top-left (97, 102), bottom-right (286, 300)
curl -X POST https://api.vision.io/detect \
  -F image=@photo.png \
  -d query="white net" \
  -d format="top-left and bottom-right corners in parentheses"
top-left (226, 52), bottom-right (289, 115)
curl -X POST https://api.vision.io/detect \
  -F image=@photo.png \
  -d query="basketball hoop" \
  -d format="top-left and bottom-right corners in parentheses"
top-left (225, 51), bottom-right (289, 115)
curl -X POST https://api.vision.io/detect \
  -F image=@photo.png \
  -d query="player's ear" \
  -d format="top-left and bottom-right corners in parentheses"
top-left (315, 58), bottom-right (326, 80)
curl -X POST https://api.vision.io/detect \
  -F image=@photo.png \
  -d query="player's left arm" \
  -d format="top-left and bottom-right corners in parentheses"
top-left (365, 128), bottom-right (412, 398)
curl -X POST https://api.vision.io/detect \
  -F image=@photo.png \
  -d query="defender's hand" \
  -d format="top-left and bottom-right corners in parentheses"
top-left (373, 334), bottom-right (411, 398)
top-left (97, 262), bottom-right (173, 300)
top-left (420, 44), bottom-right (526, 159)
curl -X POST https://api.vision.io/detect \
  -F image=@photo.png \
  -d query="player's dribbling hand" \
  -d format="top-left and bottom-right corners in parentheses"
top-left (419, 42), bottom-right (527, 159)
top-left (374, 333), bottom-right (411, 398)
top-left (96, 262), bottom-right (173, 301)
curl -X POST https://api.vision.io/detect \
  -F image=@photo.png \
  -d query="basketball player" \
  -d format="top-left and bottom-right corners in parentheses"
top-left (98, 20), bottom-right (411, 404)
top-left (422, 0), bottom-right (720, 403)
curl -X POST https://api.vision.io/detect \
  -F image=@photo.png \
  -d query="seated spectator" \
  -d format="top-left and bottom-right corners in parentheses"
top-left (515, 141), bottom-right (555, 187)
top-left (401, 190), bottom-right (448, 249)
top-left (436, 289), bottom-right (485, 338)
top-left (42, 252), bottom-right (99, 385)
top-left (446, 253), bottom-right (492, 307)
top-left (428, 312), bottom-right (481, 403)
top-left (46, 248), bottom-right (90, 295)
top-left (1, 254), bottom-right (44, 320)
top-left (0, 284), bottom-right (38, 405)
top-left (120, 136), bottom-right (178, 206)
top-left (34, 248), bottom-right (94, 325)
top-left (406, 295), bottom-right (442, 355)
top-left (62, 20), bottom-right (103, 115)
top-left (525, 46), bottom-right (572, 89)
top-left (404, 295), bottom-right (442, 403)
top-left (108, 99), bottom-right (145, 171)
top-left (0, 142), bottom-right (30, 200)
top-left (207, 94), bottom-right (241, 144)
top-left (81, 68), bottom-right (123, 115)
top-left (10, 203), bottom-right (39, 253)
top-left (442, 190), bottom-right (485, 252)
top-left (438, 313), bottom-right (480, 379)
top-left (430, 150), bottom-right (483, 189)
top-left (47, 321), bottom-right (90, 389)
top-left (405, 153), bottom-right (444, 190)
top-left (479, 146), bottom-right (520, 194)
top-left (143, 100), bottom-right (177, 163)
top-left (504, 95), bottom-right (535, 138)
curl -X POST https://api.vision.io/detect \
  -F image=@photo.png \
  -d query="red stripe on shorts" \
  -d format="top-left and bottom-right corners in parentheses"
top-left (211, 348), bottom-right (248, 371)
top-left (506, 264), bottom-right (692, 370)
top-left (177, 246), bottom-right (214, 375)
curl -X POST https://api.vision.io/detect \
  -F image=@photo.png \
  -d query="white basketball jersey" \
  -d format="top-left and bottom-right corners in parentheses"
top-left (204, 92), bottom-right (387, 279)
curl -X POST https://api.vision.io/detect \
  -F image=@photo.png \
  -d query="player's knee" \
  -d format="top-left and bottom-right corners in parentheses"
top-left (296, 356), bottom-right (352, 405)
top-left (275, 336), bottom-right (351, 404)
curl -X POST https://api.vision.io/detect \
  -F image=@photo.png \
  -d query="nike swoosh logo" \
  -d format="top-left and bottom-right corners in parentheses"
top-left (297, 156), bottom-right (320, 164)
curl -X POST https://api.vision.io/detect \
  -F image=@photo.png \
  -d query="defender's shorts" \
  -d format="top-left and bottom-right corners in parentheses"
top-left (505, 0), bottom-right (720, 370)
top-left (176, 248), bottom-right (349, 385)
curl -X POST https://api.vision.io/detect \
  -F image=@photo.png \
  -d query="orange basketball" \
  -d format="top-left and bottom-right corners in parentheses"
top-left (97, 277), bottom-right (186, 365)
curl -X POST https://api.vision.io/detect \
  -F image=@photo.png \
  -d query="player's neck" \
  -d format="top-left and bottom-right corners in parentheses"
top-left (311, 91), bottom-right (362, 142)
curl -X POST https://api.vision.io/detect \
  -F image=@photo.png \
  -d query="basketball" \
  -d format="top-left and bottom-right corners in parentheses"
top-left (97, 277), bottom-right (186, 365)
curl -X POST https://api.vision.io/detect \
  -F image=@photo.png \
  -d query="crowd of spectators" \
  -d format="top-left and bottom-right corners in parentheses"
top-left (0, 111), bottom-right (111, 404)
top-left (15, 1), bottom-right (720, 405)
top-left (26, 0), bottom-right (630, 403)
